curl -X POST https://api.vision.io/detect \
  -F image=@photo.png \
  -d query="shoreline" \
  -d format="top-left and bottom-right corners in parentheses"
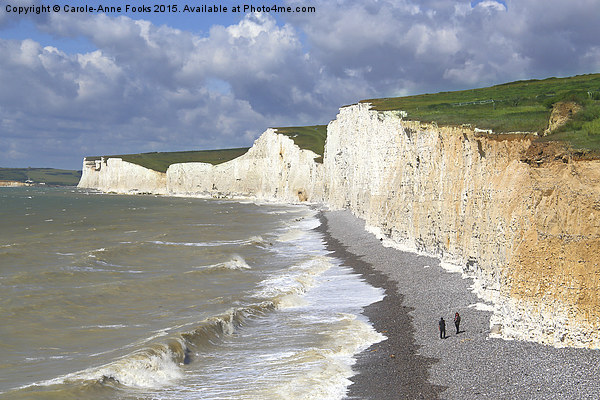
top-left (320, 210), bottom-right (600, 400)
top-left (317, 213), bottom-right (444, 399)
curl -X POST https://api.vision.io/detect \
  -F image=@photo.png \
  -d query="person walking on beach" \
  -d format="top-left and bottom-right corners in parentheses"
top-left (439, 317), bottom-right (446, 339)
top-left (454, 312), bottom-right (461, 334)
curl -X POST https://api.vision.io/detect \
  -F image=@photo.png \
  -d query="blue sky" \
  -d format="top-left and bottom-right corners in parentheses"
top-left (1, 0), bottom-right (599, 169)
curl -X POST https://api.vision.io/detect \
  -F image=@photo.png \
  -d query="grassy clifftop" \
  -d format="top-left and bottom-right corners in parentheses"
top-left (273, 125), bottom-right (327, 163)
top-left (362, 73), bottom-right (600, 153)
top-left (0, 168), bottom-right (82, 186)
top-left (85, 148), bottom-right (250, 173)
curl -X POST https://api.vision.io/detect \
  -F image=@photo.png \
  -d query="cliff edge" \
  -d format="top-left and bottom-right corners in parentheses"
top-left (166, 129), bottom-right (324, 202)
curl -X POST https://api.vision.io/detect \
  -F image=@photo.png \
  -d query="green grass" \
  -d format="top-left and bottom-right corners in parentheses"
top-left (0, 168), bottom-right (82, 186)
top-left (361, 73), bottom-right (600, 152)
top-left (86, 148), bottom-right (250, 173)
top-left (273, 125), bottom-right (328, 162)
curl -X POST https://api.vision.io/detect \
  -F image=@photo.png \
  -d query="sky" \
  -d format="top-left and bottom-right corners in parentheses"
top-left (1, 0), bottom-right (599, 170)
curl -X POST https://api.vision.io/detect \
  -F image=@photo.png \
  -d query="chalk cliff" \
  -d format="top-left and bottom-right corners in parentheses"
top-left (79, 157), bottom-right (168, 195)
top-left (79, 129), bottom-right (324, 203)
top-left (166, 129), bottom-right (324, 202)
top-left (79, 103), bottom-right (600, 349)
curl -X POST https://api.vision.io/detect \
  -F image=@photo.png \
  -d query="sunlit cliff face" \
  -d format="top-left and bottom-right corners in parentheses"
top-left (324, 103), bottom-right (600, 348)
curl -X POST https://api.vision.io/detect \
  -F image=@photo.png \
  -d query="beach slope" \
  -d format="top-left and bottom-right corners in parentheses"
top-left (322, 211), bottom-right (600, 400)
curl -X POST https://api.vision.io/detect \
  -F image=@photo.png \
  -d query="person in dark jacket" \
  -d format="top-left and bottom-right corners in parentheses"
top-left (454, 312), bottom-right (461, 334)
top-left (439, 317), bottom-right (446, 339)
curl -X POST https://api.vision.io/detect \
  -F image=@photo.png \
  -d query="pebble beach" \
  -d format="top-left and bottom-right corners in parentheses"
top-left (320, 210), bottom-right (600, 400)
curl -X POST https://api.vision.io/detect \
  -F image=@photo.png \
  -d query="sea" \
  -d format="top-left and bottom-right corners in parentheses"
top-left (0, 187), bottom-right (384, 400)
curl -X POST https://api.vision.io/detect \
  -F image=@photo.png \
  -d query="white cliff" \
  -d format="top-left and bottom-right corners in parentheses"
top-left (79, 129), bottom-right (324, 203)
top-left (79, 157), bottom-right (167, 195)
top-left (166, 129), bottom-right (324, 202)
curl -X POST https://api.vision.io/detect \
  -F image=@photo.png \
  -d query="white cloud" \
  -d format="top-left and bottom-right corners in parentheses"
top-left (15, 39), bottom-right (41, 67)
top-left (226, 12), bottom-right (277, 40)
top-left (1, 12), bottom-right (326, 167)
top-left (443, 60), bottom-right (489, 85)
top-left (475, 1), bottom-right (507, 12)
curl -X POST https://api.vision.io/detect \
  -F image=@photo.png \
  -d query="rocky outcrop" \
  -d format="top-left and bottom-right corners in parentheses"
top-left (544, 101), bottom-right (582, 135)
top-left (78, 102), bottom-right (600, 349)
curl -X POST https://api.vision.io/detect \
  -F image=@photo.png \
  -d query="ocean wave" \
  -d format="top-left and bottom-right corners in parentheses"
top-left (266, 314), bottom-right (385, 400)
top-left (277, 229), bottom-right (306, 242)
top-left (63, 266), bottom-right (111, 273)
top-left (60, 264), bottom-right (145, 275)
top-left (149, 240), bottom-right (245, 248)
top-left (29, 301), bottom-right (279, 391)
top-left (45, 341), bottom-right (186, 389)
top-left (150, 235), bottom-right (268, 249)
top-left (184, 255), bottom-right (252, 277)
top-left (186, 223), bottom-right (221, 227)
top-left (206, 255), bottom-right (251, 271)
top-left (4, 201), bottom-right (372, 397)
top-left (87, 248), bottom-right (106, 259)
top-left (249, 235), bottom-right (269, 247)
top-left (180, 302), bottom-right (276, 350)
top-left (255, 255), bottom-right (333, 309)
top-left (93, 260), bottom-right (145, 274)
top-left (80, 324), bottom-right (130, 330)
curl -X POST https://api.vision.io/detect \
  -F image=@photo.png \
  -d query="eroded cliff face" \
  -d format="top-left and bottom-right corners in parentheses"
top-left (324, 103), bottom-right (600, 348)
top-left (78, 157), bottom-right (168, 194)
top-left (166, 129), bottom-right (324, 202)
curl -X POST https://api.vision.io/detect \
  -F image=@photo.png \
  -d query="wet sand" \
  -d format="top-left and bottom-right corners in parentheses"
top-left (320, 210), bottom-right (600, 400)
